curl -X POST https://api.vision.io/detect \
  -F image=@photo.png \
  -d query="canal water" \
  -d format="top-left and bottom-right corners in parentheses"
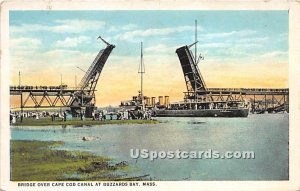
top-left (11, 113), bottom-right (289, 180)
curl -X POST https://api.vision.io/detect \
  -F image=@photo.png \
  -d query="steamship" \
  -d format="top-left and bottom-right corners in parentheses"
top-left (119, 36), bottom-right (249, 117)
top-left (153, 100), bottom-right (249, 117)
top-left (153, 43), bottom-right (249, 118)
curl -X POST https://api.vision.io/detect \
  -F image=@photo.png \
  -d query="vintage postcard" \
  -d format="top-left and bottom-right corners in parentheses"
top-left (1, 0), bottom-right (300, 191)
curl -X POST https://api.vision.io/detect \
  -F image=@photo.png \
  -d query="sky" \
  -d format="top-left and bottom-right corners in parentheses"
top-left (9, 11), bottom-right (288, 107)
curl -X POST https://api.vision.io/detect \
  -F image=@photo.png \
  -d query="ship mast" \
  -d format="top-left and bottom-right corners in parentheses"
top-left (195, 20), bottom-right (197, 65)
top-left (194, 20), bottom-right (198, 104)
top-left (138, 42), bottom-right (145, 111)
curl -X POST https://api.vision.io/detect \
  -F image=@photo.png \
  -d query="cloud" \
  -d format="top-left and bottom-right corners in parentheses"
top-left (198, 41), bottom-right (262, 59)
top-left (201, 61), bottom-right (288, 88)
top-left (10, 19), bottom-right (106, 34)
top-left (108, 24), bottom-right (138, 32)
top-left (121, 24), bottom-right (138, 31)
top-left (51, 19), bottom-right (105, 33)
top-left (54, 36), bottom-right (91, 48)
top-left (279, 32), bottom-right (288, 38)
top-left (115, 25), bottom-right (198, 41)
top-left (10, 45), bottom-right (98, 79)
top-left (260, 51), bottom-right (288, 59)
top-left (144, 44), bottom-right (178, 54)
top-left (199, 42), bottom-right (228, 48)
top-left (207, 50), bottom-right (288, 64)
top-left (196, 35), bottom-right (267, 53)
top-left (278, 32), bottom-right (288, 42)
top-left (196, 35), bottom-right (267, 61)
top-left (236, 37), bottom-right (269, 43)
top-left (10, 37), bottom-right (41, 50)
top-left (203, 30), bottom-right (257, 39)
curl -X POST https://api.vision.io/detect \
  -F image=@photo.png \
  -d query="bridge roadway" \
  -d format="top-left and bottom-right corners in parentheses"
top-left (10, 86), bottom-right (288, 98)
top-left (10, 86), bottom-right (288, 94)
top-left (9, 86), bottom-right (87, 95)
top-left (10, 86), bottom-right (289, 113)
top-left (192, 88), bottom-right (289, 95)
top-left (10, 85), bottom-right (96, 109)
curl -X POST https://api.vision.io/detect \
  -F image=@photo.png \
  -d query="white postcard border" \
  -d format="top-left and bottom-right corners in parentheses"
top-left (1, 1), bottom-right (300, 191)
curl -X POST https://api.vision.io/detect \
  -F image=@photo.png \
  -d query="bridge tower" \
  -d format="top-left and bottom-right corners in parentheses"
top-left (70, 36), bottom-right (115, 117)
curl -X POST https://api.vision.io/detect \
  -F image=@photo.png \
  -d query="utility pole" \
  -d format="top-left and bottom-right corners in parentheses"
top-left (19, 71), bottom-right (23, 122)
top-left (138, 42), bottom-right (145, 111)
top-left (60, 74), bottom-right (63, 88)
top-left (18, 71), bottom-right (21, 89)
top-left (60, 73), bottom-right (62, 113)
top-left (75, 75), bottom-right (77, 89)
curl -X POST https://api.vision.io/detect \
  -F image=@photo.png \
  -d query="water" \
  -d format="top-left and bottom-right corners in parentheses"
top-left (11, 113), bottom-right (289, 180)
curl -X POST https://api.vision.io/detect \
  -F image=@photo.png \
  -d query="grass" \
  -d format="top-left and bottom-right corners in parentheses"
top-left (11, 140), bottom-right (148, 181)
top-left (11, 117), bottom-right (159, 126)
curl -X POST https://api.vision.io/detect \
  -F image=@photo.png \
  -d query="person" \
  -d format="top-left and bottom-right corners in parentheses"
top-left (10, 114), bottom-right (13, 124)
top-left (59, 113), bottom-right (63, 121)
top-left (80, 112), bottom-right (83, 121)
top-left (124, 110), bottom-right (128, 120)
top-left (98, 112), bottom-right (102, 120)
top-left (117, 112), bottom-right (122, 120)
top-left (63, 112), bottom-right (67, 121)
top-left (82, 112), bottom-right (85, 121)
top-left (92, 111), bottom-right (95, 120)
top-left (12, 114), bottom-right (16, 124)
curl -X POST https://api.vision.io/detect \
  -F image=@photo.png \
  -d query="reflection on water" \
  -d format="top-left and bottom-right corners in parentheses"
top-left (11, 113), bottom-right (289, 180)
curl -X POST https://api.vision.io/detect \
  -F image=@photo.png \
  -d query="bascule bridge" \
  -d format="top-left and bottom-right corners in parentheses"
top-left (176, 42), bottom-right (289, 113)
top-left (10, 36), bottom-right (115, 117)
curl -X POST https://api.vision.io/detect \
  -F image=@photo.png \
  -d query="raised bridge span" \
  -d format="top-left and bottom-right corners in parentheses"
top-left (176, 43), bottom-right (289, 113)
top-left (10, 37), bottom-right (115, 117)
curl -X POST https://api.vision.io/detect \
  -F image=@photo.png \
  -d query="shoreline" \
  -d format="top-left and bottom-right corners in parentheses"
top-left (11, 117), bottom-right (160, 126)
top-left (11, 140), bottom-right (149, 181)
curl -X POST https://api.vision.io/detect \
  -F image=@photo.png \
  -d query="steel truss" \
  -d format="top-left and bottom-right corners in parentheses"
top-left (10, 37), bottom-right (115, 115)
top-left (10, 89), bottom-right (87, 108)
top-left (183, 88), bottom-right (289, 112)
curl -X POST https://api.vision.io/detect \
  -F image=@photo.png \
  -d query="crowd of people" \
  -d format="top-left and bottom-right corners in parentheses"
top-left (10, 109), bottom-right (153, 124)
top-left (91, 109), bottom-right (153, 121)
top-left (10, 111), bottom-right (68, 124)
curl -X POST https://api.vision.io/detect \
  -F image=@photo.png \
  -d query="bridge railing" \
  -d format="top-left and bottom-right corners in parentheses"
top-left (204, 88), bottom-right (289, 93)
top-left (9, 85), bottom-right (77, 91)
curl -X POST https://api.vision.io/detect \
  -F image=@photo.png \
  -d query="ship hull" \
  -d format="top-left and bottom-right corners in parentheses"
top-left (154, 108), bottom-right (249, 117)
